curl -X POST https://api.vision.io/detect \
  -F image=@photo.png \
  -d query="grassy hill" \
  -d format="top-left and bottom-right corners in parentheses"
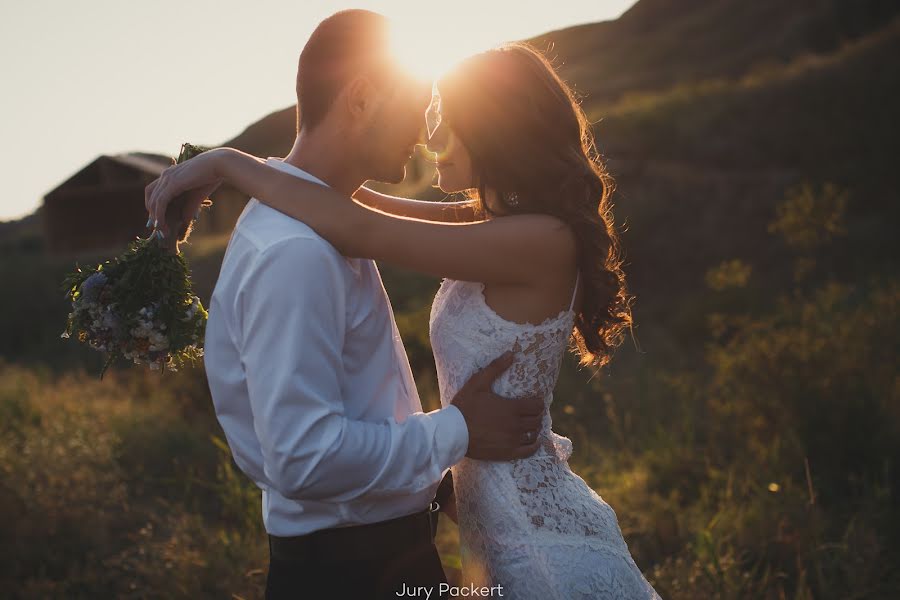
top-left (533, 0), bottom-right (900, 107)
top-left (593, 16), bottom-right (900, 351)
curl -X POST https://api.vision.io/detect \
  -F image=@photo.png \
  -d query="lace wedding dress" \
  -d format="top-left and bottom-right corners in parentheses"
top-left (430, 275), bottom-right (662, 599)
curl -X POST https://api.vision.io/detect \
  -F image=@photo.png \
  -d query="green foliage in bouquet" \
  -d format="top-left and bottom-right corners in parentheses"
top-left (61, 143), bottom-right (212, 378)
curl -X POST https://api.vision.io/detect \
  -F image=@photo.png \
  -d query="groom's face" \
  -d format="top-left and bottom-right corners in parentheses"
top-left (358, 76), bottom-right (432, 184)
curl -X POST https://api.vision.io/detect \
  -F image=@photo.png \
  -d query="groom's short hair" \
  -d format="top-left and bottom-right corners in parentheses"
top-left (295, 10), bottom-right (394, 132)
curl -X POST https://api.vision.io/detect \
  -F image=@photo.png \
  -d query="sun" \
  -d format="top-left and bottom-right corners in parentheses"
top-left (388, 19), bottom-right (495, 81)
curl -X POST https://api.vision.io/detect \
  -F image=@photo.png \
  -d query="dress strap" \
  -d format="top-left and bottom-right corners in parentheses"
top-left (569, 270), bottom-right (580, 312)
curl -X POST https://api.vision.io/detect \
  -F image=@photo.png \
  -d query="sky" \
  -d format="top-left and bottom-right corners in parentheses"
top-left (0, 0), bottom-right (636, 221)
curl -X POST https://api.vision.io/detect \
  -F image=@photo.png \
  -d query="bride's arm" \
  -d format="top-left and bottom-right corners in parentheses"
top-left (216, 149), bottom-right (575, 286)
top-left (145, 147), bottom-right (575, 284)
top-left (353, 186), bottom-right (479, 223)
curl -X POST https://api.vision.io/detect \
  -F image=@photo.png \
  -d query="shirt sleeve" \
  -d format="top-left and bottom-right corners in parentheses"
top-left (238, 235), bottom-right (469, 503)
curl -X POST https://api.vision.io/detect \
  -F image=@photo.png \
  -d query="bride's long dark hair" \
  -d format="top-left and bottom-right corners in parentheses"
top-left (436, 43), bottom-right (635, 369)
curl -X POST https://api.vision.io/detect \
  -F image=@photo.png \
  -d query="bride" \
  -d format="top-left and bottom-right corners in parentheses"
top-left (148, 42), bottom-right (660, 599)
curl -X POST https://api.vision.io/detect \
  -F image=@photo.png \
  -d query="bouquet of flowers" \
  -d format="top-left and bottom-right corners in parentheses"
top-left (61, 143), bottom-right (212, 378)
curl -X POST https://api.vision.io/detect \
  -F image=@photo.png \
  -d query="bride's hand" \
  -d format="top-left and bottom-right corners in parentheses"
top-left (145, 148), bottom-right (229, 240)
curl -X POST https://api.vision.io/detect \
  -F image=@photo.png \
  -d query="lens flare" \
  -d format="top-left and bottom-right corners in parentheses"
top-left (388, 20), bottom-right (493, 81)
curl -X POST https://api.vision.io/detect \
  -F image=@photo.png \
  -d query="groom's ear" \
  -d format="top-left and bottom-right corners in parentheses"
top-left (344, 76), bottom-right (379, 122)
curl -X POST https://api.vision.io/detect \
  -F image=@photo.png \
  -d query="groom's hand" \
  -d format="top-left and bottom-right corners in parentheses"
top-left (451, 351), bottom-right (544, 461)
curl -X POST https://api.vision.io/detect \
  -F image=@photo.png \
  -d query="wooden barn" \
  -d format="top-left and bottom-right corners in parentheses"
top-left (42, 152), bottom-right (249, 255)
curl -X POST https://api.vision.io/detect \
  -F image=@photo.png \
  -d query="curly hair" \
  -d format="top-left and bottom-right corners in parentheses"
top-left (436, 43), bottom-right (635, 368)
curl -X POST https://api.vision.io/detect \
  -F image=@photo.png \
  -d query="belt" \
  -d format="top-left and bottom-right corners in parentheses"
top-left (268, 500), bottom-right (442, 563)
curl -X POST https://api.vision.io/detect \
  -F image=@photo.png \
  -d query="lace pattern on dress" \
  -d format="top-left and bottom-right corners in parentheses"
top-left (429, 278), bottom-right (661, 599)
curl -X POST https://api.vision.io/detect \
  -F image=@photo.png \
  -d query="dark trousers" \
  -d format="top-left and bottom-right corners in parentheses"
top-left (264, 534), bottom-right (450, 599)
top-left (265, 474), bottom-right (455, 599)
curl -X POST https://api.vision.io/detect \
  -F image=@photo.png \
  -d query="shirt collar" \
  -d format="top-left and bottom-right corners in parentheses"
top-left (264, 157), bottom-right (330, 187)
top-left (263, 157), bottom-right (361, 277)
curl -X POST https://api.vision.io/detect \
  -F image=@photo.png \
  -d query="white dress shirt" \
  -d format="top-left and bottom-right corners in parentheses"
top-left (204, 157), bottom-right (469, 536)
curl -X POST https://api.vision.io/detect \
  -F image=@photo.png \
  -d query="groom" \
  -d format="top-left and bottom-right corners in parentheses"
top-left (201, 10), bottom-right (544, 600)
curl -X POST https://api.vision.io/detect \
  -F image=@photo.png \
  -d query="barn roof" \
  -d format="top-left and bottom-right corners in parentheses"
top-left (44, 152), bottom-right (173, 201)
top-left (107, 152), bottom-right (173, 175)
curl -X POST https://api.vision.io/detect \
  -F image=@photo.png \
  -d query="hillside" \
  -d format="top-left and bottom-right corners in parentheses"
top-left (596, 17), bottom-right (900, 333)
top-left (533, 0), bottom-right (900, 107)
top-left (221, 107), bottom-right (295, 159)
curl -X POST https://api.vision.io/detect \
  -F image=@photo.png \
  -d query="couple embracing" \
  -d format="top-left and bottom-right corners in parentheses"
top-left (146, 9), bottom-right (660, 600)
